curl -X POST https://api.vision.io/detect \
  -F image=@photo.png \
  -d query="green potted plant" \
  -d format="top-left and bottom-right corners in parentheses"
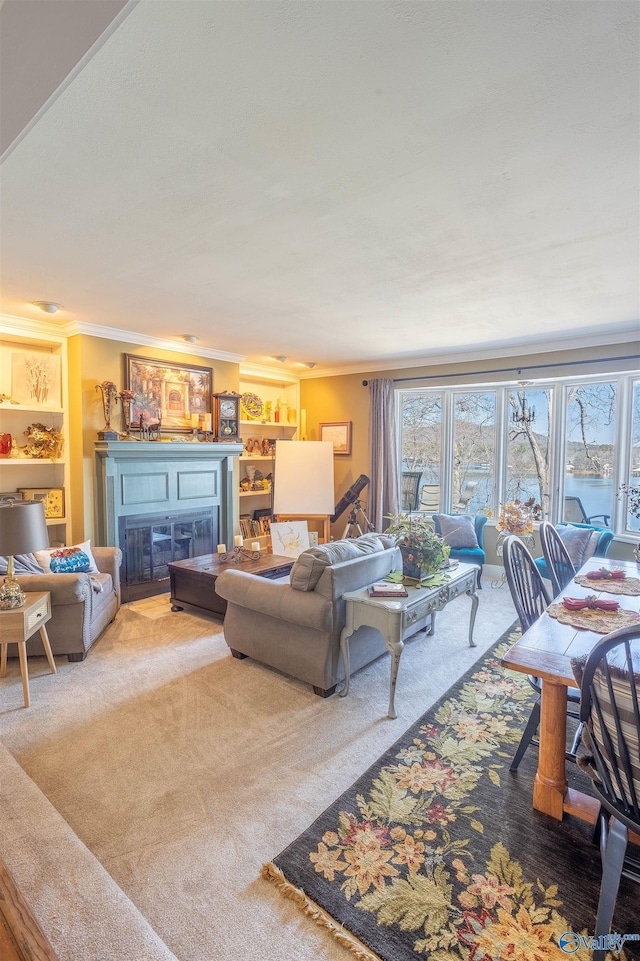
top-left (385, 512), bottom-right (451, 582)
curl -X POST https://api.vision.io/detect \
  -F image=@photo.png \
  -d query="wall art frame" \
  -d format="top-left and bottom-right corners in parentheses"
top-left (10, 349), bottom-right (61, 408)
top-left (319, 421), bottom-right (352, 455)
top-left (18, 487), bottom-right (65, 518)
top-left (124, 354), bottom-right (213, 433)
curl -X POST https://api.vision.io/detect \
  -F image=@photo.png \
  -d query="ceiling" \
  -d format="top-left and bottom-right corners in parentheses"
top-left (1, 0), bottom-right (638, 376)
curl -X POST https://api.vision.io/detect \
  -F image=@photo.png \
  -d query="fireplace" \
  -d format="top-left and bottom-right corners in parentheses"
top-left (119, 507), bottom-right (216, 601)
top-left (95, 439), bottom-right (242, 600)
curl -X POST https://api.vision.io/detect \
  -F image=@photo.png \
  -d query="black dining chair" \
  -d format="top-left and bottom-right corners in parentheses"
top-left (401, 472), bottom-right (422, 512)
top-left (502, 535), bottom-right (583, 772)
top-left (573, 624), bottom-right (640, 961)
top-left (539, 520), bottom-right (576, 598)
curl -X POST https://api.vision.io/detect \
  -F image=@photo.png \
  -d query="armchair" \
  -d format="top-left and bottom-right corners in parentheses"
top-left (432, 513), bottom-right (488, 587)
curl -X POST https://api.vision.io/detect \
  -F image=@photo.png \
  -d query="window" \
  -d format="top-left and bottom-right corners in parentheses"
top-left (453, 391), bottom-right (495, 515)
top-left (506, 386), bottom-right (550, 515)
top-left (564, 383), bottom-right (616, 526)
top-left (400, 392), bottom-right (442, 511)
top-left (625, 379), bottom-right (640, 533)
top-left (398, 372), bottom-right (639, 538)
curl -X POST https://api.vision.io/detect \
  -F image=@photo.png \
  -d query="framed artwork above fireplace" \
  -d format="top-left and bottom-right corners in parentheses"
top-left (124, 354), bottom-right (212, 433)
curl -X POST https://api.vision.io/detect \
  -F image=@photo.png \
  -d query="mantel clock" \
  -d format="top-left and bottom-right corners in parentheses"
top-left (213, 391), bottom-right (242, 442)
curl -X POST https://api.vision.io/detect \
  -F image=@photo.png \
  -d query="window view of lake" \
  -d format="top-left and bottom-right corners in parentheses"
top-left (400, 377), bottom-right (639, 534)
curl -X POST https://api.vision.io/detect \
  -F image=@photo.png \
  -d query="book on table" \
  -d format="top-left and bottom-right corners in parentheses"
top-left (368, 581), bottom-right (408, 598)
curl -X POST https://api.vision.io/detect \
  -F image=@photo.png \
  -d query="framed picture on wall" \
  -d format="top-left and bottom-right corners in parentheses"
top-left (124, 354), bottom-right (212, 433)
top-left (319, 421), bottom-right (352, 455)
top-left (18, 487), bottom-right (65, 518)
top-left (11, 350), bottom-right (61, 407)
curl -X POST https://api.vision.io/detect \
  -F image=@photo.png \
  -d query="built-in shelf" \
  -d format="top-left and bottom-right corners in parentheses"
top-left (0, 404), bottom-right (64, 414)
top-left (239, 490), bottom-right (272, 498)
top-left (0, 324), bottom-right (70, 548)
top-left (1, 458), bottom-right (65, 466)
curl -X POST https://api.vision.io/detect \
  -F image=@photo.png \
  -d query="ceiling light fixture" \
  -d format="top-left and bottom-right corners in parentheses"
top-left (273, 356), bottom-right (288, 364)
top-left (304, 362), bottom-right (317, 369)
top-left (32, 301), bottom-right (62, 314)
top-left (182, 334), bottom-right (199, 344)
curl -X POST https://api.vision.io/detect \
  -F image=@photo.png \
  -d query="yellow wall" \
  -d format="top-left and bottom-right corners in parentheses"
top-left (68, 335), bottom-right (239, 542)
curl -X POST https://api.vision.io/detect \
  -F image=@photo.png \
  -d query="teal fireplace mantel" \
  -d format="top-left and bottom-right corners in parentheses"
top-left (95, 440), bottom-right (243, 552)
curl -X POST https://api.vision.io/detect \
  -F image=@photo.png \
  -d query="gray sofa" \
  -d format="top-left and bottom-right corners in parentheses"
top-left (216, 533), bottom-right (403, 696)
top-left (3, 547), bottom-right (122, 661)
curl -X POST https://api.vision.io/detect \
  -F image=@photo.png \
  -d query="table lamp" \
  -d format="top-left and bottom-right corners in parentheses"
top-left (0, 500), bottom-right (49, 610)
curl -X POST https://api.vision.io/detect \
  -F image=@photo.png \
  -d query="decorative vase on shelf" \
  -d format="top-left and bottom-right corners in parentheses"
top-left (96, 381), bottom-right (119, 440)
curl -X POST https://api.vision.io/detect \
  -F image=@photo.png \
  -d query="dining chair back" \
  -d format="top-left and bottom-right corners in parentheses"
top-left (574, 624), bottom-right (640, 961)
top-left (539, 521), bottom-right (576, 598)
top-left (564, 494), bottom-right (610, 527)
top-left (418, 484), bottom-right (440, 512)
top-left (503, 535), bottom-right (551, 631)
top-left (453, 480), bottom-right (478, 513)
top-left (502, 535), bottom-right (582, 772)
top-left (401, 472), bottom-right (422, 512)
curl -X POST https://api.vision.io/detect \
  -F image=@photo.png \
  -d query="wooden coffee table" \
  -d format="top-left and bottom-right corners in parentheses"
top-left (168, 552), bottom-right (294, 619)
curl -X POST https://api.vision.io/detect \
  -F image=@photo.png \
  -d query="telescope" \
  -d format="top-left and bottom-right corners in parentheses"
top-left (332, 474), bottom-right (375, 537)
top-left (331, 474), bottom-right (370, 523)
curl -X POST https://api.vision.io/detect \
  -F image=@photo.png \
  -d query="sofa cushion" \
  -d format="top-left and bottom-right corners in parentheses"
top-left (34, 539), bottom-right (100, 574)
top-left (435, 514), bottom-right (479, 549)
top-left (290, 534), bottom-right (392, 592)
top-left (0, 553), bottom-right (44, 574)
top-left (559, 526), bottom-right (600, 568)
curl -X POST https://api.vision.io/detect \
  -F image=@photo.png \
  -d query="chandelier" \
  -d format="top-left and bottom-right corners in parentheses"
top-left (512, 383), bottom-right (535, 426)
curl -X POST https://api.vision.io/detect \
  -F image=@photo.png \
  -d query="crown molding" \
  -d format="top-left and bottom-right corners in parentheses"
top-left (298, 323), bottom-right (640, 379)
top-left (239, 362), bottom-right (300, 384)
top-left (0, 312), bottom-right (69, 342)
top-left (61, 320), bottom-right (246, 363)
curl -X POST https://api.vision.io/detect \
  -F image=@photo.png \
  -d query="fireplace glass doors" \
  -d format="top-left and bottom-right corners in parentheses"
top-left (119, 508), bottom-right (216, 601)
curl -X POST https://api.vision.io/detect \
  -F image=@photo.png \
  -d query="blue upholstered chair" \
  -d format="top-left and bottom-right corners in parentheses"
top-left (432, 513), bottom-right (488, 588)
top-left (535, 522), bottom-right (614, 581)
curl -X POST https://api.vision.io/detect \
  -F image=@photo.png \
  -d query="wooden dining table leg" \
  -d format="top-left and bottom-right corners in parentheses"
top-left (532, 680), bottom-right (568, 820)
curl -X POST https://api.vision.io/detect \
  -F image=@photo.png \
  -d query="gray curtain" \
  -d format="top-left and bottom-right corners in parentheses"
top-left (368, 378), bottom-right (399, 532)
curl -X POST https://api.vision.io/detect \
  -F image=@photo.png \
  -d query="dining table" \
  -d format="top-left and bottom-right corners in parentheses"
top-left (501, 556), bottom-right (640, 823)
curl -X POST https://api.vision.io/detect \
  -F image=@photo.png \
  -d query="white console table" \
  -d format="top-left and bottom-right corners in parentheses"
top-left (339, 563), bottom-right (478, 719)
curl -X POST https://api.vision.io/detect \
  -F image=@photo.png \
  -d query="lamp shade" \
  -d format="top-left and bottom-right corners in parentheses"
top-left (0, 500), bottom-right (50, 556)
top-left (273, 441), bottom-right (335, 515)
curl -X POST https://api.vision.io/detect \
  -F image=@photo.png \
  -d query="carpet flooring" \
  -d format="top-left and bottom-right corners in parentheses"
top-left (264, 626), bottom-right (640, 960)
top-left (0, 577), bottom-right (602, 961)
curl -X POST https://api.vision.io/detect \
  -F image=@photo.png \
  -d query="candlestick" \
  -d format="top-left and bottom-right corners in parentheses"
top-left (250, 541), bottom-right (261, 552)
top-left (234, 535), bottom-right (243, 547)
top-left (217, 543), bottom-right (226, 554)
top-left (203, 413), bottom-right (212, 432)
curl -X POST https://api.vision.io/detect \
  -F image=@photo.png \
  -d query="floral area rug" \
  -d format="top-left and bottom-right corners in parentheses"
top-left (262, 624), bottom-right (640, 961)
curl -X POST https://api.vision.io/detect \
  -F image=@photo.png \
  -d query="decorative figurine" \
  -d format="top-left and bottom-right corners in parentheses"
top-left (117, 389), bottom-right (136, 439)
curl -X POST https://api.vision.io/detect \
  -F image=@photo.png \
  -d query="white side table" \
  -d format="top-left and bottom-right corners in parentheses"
top-left (339, 563), bottom-right (478, 719)
top-left (0, 592), bottom-right (56, 708)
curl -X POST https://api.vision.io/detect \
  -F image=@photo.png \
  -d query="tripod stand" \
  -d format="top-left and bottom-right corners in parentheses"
top-left (342, 498), bottom-right (375, 538)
